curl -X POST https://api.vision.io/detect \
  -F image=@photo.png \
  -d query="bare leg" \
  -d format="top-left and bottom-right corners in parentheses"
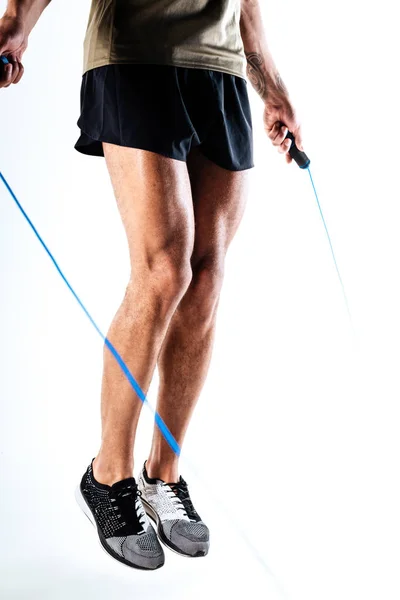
top-left (92, 144), bottom-right (195, 485)
top-left (146, 147), bottom-right (250, 482)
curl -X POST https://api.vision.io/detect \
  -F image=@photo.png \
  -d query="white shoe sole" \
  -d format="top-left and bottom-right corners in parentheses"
top-left (75, 484), bottom-right (97, 526)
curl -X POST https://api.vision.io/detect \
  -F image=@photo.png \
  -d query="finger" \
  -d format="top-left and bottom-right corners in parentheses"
top-left (0, 63), bottom-right (13, 88)
top-left (272, 124), bottom-right (289, 147)
top-left (285, 152), bottom-right (292, 164)
top-left (268, 121), bottom-right (285, 145)
top-left (9, 59), bottom-right (20, 84)
top-left (266, 119), bottom-right (282, 137)
top-left (277, 137), bottom-right (292, 154)
top-left (3, 61), bottom-right (17, 87)
top-left (293, 127), bottom-right (304, 152)
top-left (13, 61), bottom-right (24, 84)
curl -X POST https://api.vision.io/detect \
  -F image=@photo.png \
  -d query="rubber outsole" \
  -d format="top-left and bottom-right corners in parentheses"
top-left (74, 484), bottom-right (165, 571)
top-left (141, 497), bottom-right (209, 558)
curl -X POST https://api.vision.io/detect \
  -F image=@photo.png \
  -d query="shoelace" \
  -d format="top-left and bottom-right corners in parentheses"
top-left (109, 484), bottom-right (147, 532)
top-left (166, 478), bottom-right (198, 521)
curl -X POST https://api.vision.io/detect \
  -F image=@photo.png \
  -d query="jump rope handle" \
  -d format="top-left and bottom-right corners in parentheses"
top-left (285, 131), bottom-right (310, 169)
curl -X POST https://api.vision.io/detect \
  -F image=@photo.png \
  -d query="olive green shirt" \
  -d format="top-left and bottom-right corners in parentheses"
top-left (82, 0), bottom-right (247, 80)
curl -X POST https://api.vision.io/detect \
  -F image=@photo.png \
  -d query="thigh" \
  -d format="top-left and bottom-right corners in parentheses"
top-left (186, 146), bottom-right (250, 264)
top-left (103, 143), bottom-right (195, 268)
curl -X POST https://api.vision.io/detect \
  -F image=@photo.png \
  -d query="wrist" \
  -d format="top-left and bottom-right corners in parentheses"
top-left (4, 4), bottom-right (35, 35)
top-left (264, 70), bottom-right (289, 100)
top-left (3, 12), bottom-right (28, 36)
top-left (4, 5), bottom-right (28, 19)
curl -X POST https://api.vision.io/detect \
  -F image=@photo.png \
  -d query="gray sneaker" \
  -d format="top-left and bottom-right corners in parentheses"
top-left (138, 462), bottom-right (210, 557)
top-left (75, 458), bottom-right (164, 570)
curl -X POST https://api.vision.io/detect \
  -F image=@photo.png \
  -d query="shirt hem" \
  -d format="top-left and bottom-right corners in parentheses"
top-left (82, 58), bottom-right (247, 82)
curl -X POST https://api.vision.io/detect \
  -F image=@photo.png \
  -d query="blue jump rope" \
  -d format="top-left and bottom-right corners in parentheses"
top-left (1, 53), bottom-right (353, 595)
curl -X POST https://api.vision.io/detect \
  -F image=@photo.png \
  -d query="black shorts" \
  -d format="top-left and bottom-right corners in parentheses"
top-left (74, 63), bottom-right (254, 172)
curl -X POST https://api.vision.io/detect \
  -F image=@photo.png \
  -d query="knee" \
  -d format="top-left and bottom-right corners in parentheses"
top-left (135, 244), bottom-right (192, 309)
top-left (151, 250), bottom-right (192, 301)
top-left (189, 255), bottom-right (225, 324)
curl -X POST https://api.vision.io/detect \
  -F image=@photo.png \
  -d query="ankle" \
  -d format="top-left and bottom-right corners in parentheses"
top-left (92, 454), bottom-right (134, 486)
top-left (145, 457), bottom-right (179, 484)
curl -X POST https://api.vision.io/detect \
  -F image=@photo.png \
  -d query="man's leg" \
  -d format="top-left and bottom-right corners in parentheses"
top-left (146, 147), bottom-right (250, 482)
top-left (92, 143), bottom-right (195, 486)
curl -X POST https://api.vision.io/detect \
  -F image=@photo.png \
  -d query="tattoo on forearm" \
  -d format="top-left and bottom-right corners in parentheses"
top-left (245, 51), bottom-right (288, 101)
top-left (245, 52), bottom-right (267, 100)
top-left (275, 72), bottom-right (288, 96)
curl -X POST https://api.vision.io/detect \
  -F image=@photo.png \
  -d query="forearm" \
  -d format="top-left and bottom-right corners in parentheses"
top-left (4, 0), bottom-right (52, 34)
top-left (240, 0), bottom-right (288, 102)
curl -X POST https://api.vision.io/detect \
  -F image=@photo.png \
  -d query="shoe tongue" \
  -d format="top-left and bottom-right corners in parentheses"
top-left (111, 477), bottom-right (137, 491)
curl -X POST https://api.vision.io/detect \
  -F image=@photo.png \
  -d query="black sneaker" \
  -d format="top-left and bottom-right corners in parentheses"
top-left (75, 458), bottom-right (164, 570)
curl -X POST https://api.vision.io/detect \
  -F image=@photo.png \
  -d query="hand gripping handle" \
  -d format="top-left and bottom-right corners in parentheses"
top-left (285, 131), bottom-right (310, 169)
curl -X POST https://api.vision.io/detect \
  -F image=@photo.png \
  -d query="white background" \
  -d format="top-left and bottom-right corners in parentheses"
top-left (1, 1), bottom-right (399, 599)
